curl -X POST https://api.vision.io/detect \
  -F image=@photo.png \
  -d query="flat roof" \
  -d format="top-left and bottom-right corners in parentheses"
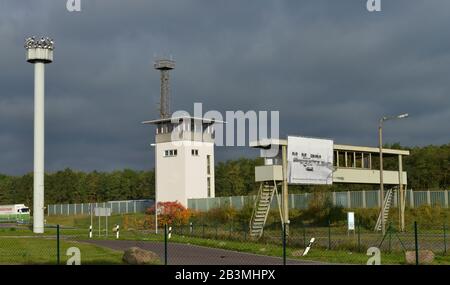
top-left (250, 139), bottom-right (410, 156)
top-left (142, 116), bottom-right (226, 125)
top-left (334, 144), bottom-right (410, 156)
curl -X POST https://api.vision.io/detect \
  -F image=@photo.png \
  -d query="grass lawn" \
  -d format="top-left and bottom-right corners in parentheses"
top-left (0, 237), bottom-right (124, 265)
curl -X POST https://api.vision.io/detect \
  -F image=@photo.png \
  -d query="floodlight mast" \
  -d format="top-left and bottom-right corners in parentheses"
top-left (25, 37), bottom-right (54, 234)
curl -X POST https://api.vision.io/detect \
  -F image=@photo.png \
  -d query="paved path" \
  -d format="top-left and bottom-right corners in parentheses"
top-left (84, 239), bottom-right (325, 265)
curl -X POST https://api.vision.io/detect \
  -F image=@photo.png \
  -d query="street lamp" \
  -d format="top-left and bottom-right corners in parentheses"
top-left (379, 113), bottom-right (409, 235)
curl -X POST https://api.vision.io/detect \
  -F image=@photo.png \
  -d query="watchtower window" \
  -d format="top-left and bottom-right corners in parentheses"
top-left (164, 149), bottom-right (178, 157)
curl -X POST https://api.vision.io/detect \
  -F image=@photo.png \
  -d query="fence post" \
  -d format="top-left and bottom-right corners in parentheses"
top-left (328, 220), bottom-right (331, 250)
top-left (414, 221), bottom-right (419, 265)
top-left (362, 190), bottom-right (367, 209)
top-left (388, 223), bottom-right (392, 253)
top-left (164, 224), bottom-right (168, 265)
top-left (303, 223), bottom-right (306, 248)
top-left (347, 191), bottom-right (351, 208)
top-left (357, 218), bottom-right (361, 252)
top-left (444, 190), bottom-right (448, 208)
top-left (444, 223), bottom-right (447, 254)
top-left (56, 224), bottom-right (60, 265)
top-left (283, 223), bottom-right (287, 266)
top-left (427, 190), bottom-right (431, 206)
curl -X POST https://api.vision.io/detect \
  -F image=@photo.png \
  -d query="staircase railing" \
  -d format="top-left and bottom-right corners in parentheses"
top-left (249, 183), bottom-right (263, 233)
top-left (374, 187), bottom-right (397, 231)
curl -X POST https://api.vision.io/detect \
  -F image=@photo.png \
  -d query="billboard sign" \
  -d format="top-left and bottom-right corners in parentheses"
top-left (287, 136), bottom-right (334, 185)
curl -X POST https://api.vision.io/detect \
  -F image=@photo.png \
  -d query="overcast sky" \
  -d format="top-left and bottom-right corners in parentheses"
top-left (0, 0), bottom-right (449, 175)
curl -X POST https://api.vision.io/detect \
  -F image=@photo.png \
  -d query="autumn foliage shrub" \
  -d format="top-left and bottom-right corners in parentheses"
top-left (146, 201), bottom-right (192, 226)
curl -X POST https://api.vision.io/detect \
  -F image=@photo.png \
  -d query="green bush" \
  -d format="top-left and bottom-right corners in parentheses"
top-left (192, 203), bottom-right (238, 225)
top-left (353, 208), bottom-right (379, 230)
top-left (406, 205), bottom-right (449, 229)
top-left (300, 191), bottom-right (346, 226)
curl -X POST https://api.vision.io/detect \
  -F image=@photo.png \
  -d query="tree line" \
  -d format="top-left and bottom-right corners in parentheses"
top-left (0, 143), bottom-right (448, 205)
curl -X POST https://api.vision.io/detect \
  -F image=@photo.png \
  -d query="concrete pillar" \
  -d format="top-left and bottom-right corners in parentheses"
top-left (444, 190), bottom-right (448, 208)
top-left (347, 191), bottom-right (351, 208)
top-left (33, 62), bottom-right (45, 233)
top-left (378, 190), bottom-right (381, 207)
top-left (336, 151), bottom-right (339, 167)
top-left (362, 190), bottom-right (367, 208)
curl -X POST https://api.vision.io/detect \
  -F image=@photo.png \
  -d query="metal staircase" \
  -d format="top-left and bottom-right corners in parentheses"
top-left (374, 187), bottom-right (397, 232)
top-left (249, 182), bottom-right (278, 238)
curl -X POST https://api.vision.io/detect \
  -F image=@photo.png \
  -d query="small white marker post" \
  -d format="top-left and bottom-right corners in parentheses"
top-left (168, 226), bottom-right (172, 239)
top-left (89, 225), bottom-right (92, 239)
top-left (115, 224), bottom-right (120, 239)
top-left (303, 238), bottom-right (316, 256)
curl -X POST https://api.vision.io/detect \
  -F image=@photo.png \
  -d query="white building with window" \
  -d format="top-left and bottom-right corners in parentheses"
top-left (143, 116), bottom-right (221, 207)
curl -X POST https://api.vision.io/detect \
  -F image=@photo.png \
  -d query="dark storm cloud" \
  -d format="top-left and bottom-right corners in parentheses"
top-left (0, 0), bottom-right (449, 175)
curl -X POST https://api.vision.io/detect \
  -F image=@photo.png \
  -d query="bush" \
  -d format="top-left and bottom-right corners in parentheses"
top-left (407, 205), bottom-right (449, 229)
top-left (353, 208), bottom-right (379, 230)
top-left (301, 191), bottom-right (346, 226)
top-left (146, 201), bottom-right (192, 226)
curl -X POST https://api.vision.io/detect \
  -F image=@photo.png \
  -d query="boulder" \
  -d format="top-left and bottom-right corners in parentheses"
top-left (122, 247), bottom-right (161, 265)
top-left (405, 250), bottom-right (435, 265)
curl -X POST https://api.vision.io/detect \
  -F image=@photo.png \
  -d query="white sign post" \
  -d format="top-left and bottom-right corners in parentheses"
top-left (287, 136), bottom-right (334, 185)
top-left (94, 207), bottom-right (111, 237)
top-left (347, 212), bottom-right (355, 236)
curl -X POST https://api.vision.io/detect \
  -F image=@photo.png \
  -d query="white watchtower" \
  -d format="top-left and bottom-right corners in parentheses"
top-left (143, 59), bottom-right (222, 207)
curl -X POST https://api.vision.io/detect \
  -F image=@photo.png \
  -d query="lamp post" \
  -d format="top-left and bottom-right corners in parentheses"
top-left (25, 37), bottom-right (54, 234)
top-left (379, 113), bottom-right (408, 235)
